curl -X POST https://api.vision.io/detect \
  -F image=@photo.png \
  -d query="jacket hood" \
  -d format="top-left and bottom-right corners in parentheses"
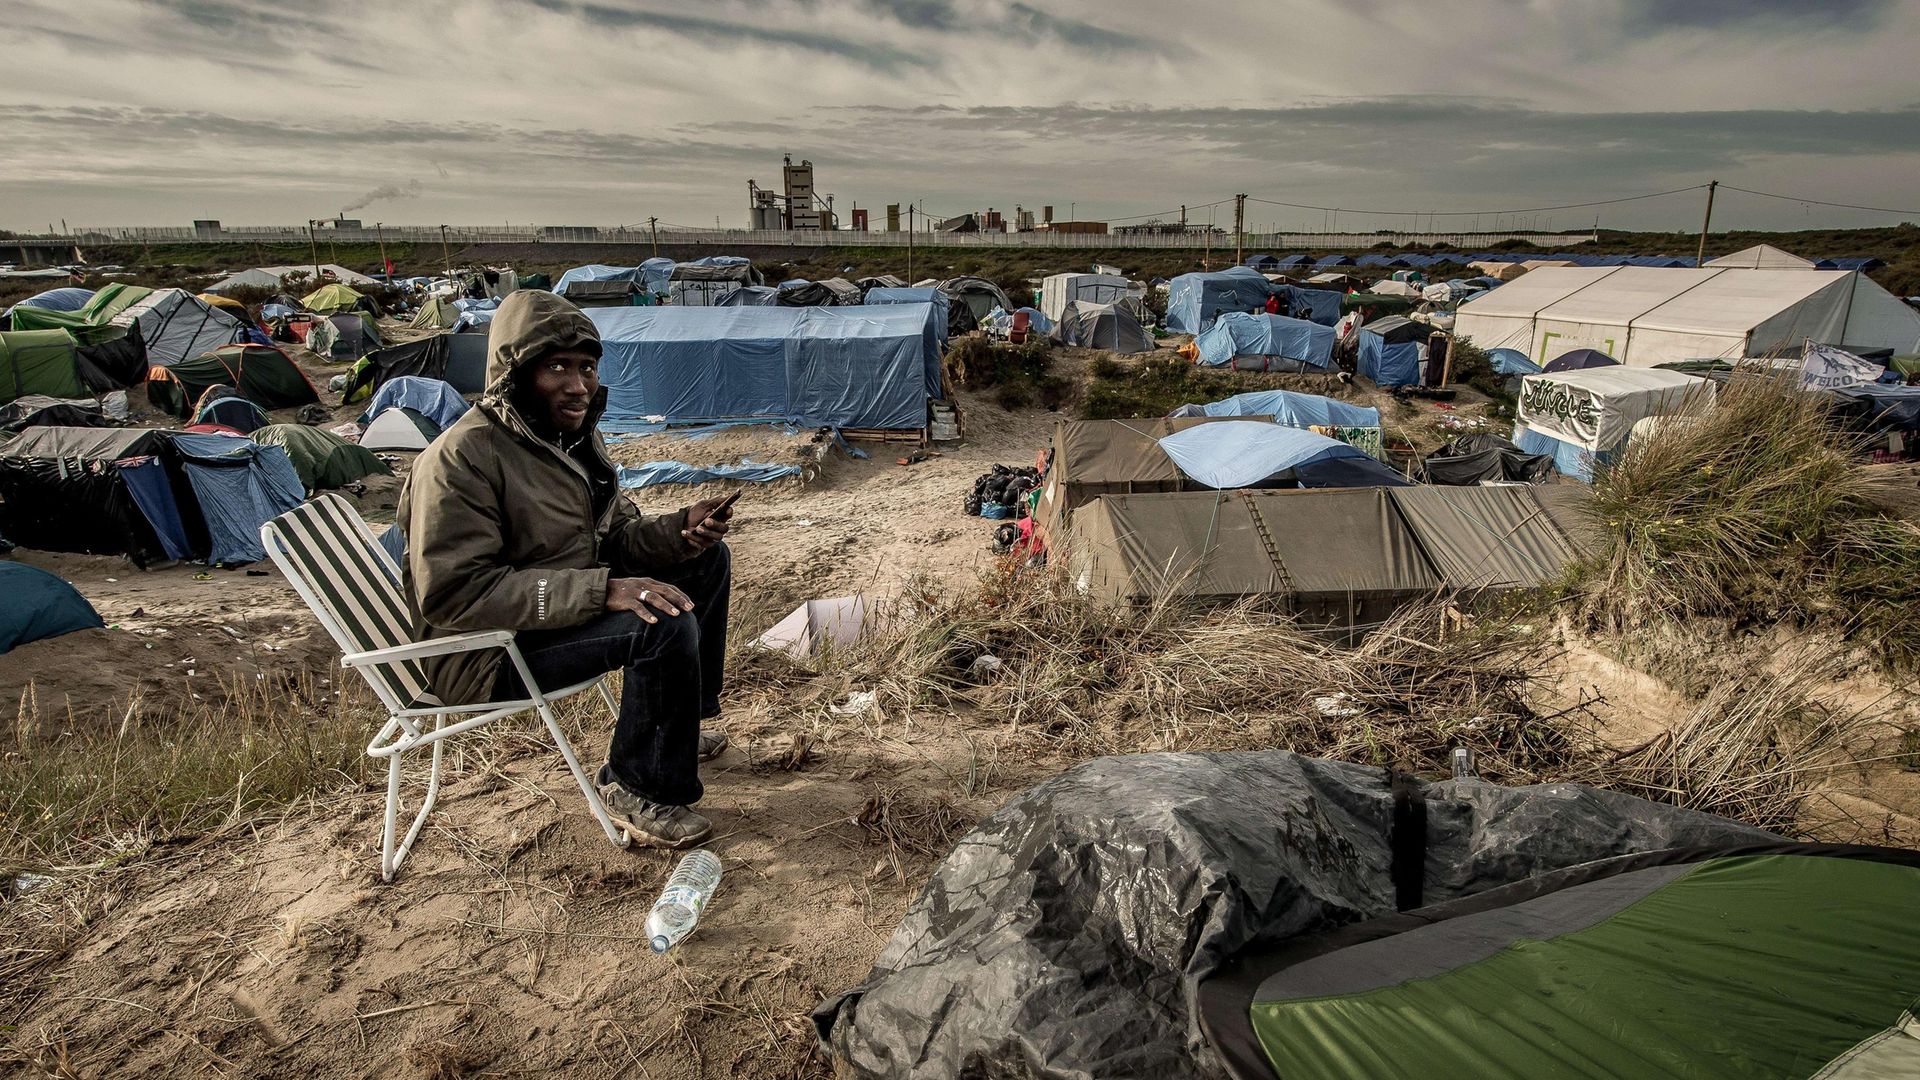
top-left (483, 290), bottom-right (602, 394)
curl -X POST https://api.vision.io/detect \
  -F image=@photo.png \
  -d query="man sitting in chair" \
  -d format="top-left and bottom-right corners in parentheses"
top-left (397, 290), bottom-right (734, 848)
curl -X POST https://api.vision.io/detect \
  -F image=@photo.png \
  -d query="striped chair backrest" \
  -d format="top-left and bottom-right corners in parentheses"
top-left (263, 494), bottom-right (436, 708)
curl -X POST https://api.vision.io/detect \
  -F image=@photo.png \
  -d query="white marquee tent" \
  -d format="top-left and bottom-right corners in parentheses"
top-left (1453, 266), bottom-right (1920, 367)
top-left (1039, 273), bottom-right (1129, 323)
top-left (1704, 244), bottom-right (1816, 270)
top-left (205, 264), bottom-right (378, 294)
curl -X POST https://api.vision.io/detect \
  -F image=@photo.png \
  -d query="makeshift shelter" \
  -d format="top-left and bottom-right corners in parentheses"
top-left (817, 750), bottom-right (1773, 1080)
top-left (1272, 285), bottom-right (1344, 326)
top-left (0, 562), bottom-right (103, 654)
top-left (196, 292), bottom-right (254, 327)
top-left (359, 407), bottom-right (440, 451)
top-left (1453, 266), bottom-right (1920, 366)
top-left (668, 262), bottom-right (758, 307)
top-left (1356, 315), bottom-right (1429, 387)
top-left (251, 424), bottom-right (391, 491)
top-left (777, 278), bottom-right (863, 307)
top-left (1705, 243), bottom-right (1816, 269)
top-left (1420, 432), bottom-right (1554, 486)
top-left (939, 277), bottom-right (1014, 323)
top-left (1243, 254), bottom-right (1281, 271)
top-left (1168, 389), bottom-right (1379, 430)
top-left (1193, 313), bottom-right (1333, 371)
top-left (1485, 347), bottom-right (1541, 376)
top-left (1165, 268), bottom-right (1275, 334)
top-left (1039, 273), bottom-right (1129, 323)
top-left (8, 282), bottom-right (149, 342)
top-left (0, 427), bottom-right (199, 563)
top-left (717, 286), bottom-right (781, 307)
top-left (0, 394), bottom-right (109, 436)
top-left (0, 327), bottom-right (146, 405)
top-left (1469, 261), bottom-right (1529, 281)
top-left (4, 287), bottom-right (94, 321)
top-left (344, 332), bottom-right (487, 401)
top-left (409, 297), bottom-right (461, 330)
top-left (1157, 422), bottom-right (1407, 490)
top-left (1052, 301), bottom-right (1154, 354)
top-left (751, 596), bottom-right (868, 659)
top-left (854, 275), bottom-right (906, 293)
top-left (560, 278), bottom-right (643, 307)
top-left (301, 283), bottom-right (375, 317)
top-left (1388, 483), bottom-right (1585, 589)
top-left (166, 432), bottom-right (303, 565)
top-left (554, 263), bottom-right (649, 299)
top-left (304, 312), bottom-right (382, 362)
top-left (1543, 346), bottom-right (1619, 372)
top-left (363, 376), bottom-right (470, 433)
top-left (146, 343), bottom-right (320, 419)
top-left (865, 287), bottom-right (967, 340)
top-left (1034, 417), bottom-right (1273, 543)
top-left (192, 391), bottom-right (269, 434)
top-left (206, 264), bottom-right (375, 294)
top-left (588, 305), bottom-right (940, 431)
top-left (1514, 366), bottom-right (1711, 479)
top-left (111, 288), bottom-right (245, 366)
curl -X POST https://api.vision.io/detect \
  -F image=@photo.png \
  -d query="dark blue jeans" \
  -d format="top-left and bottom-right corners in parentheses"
top-left (496, 543), bottom-right (730, 806)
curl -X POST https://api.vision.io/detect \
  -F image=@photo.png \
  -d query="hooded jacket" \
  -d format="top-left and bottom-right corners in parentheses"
top-left (396, 290), bottom-right (695, 705)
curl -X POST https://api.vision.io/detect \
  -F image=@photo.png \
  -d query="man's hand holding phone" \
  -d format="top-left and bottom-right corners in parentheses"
top-left (682, 490), bottom-right (739, 551)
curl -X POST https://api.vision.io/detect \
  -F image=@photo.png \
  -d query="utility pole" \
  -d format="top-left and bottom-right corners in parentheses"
top-left (307, 223), bottom-right (321, 280)
top-left (906, 204), bottom-right (915, 281)
top-left (648, 217), bottom-right (660, 258)
top-left (1233, 193), bottom-right (1247, 263)
top-left (375, 222), bottom-right (388, 279)
top-left (439, 224), bottom-right (453, 278)
top-left (1695, 179), bottom-right (1718, 267)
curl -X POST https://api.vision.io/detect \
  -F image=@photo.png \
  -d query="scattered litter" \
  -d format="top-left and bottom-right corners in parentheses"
top-left (796, 519), bottom-right (815, 527)
top-left (829, 690), bottom-right (877, 716)
top-left (220, 625), bottom-right (245, 640)
top-left (10, 872), bottom-right (53, 897)
top-left (1314, 693), bottom-right (1362, 718)
top-left (897, 450), bottom-right (932, 466)
top-left (104, 577), bottom-right (117, 583)
top-left (186, 669), bottom-right (198, 677)
top-left (969, 655), bottom-right (1004, 679)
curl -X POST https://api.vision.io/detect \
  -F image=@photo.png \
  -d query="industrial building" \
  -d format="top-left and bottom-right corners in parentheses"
top-left (747, 156), bottom-right (837, 230)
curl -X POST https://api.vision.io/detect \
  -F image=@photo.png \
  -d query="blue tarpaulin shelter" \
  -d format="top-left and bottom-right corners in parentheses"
top-left (1486, 348), bottom-right (1541, 375)
top-left (588, 305), bottom-right (940, 431)
top-left (0, 562), bottom-right (102, 654)
top-left (1193, 313), bottom-right (1334, 370)
top-left (720, 287), bottom-right (782, 307)
top-left (167, 433), bottom-right (305, 564)
top-left (864, 288), bottom-right (954, 351)
top-left (118, 457), bottom-right (195, 561)
top-left (1244, 254), bottom-right (1280, 271)
top-left (552, 260), bottom-right (676, 298)
top-left (1513, 424), bottom-right (1606, 481)
top-left (1165, 268), bottom-right (1275, 334)
top-left (5, 287), bottom-right (94, 323)
top-left (1157, 423), bottom-right (1407, 489)
top-left (617, 457), bottom-right (804, 488)
top-left (1274, 286), bottom-right (1344, 326)
top-left (362, 375), bottom-right (470, 432)
top-left (1357, 316), bottom-right (1427, 387)
top-left (1169, 389), bottom-right (1379, 429)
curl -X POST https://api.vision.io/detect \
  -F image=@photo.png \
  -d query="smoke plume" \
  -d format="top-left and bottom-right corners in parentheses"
top-left (341, 179), bottom-right (423, 214)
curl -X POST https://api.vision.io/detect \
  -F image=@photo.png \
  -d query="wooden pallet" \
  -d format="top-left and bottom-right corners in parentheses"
top-left (840, 427), bottom-right (929, 445)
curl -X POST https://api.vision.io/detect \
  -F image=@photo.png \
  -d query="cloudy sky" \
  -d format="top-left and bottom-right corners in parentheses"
top-left (3, 0), bottom-right (1917, 233)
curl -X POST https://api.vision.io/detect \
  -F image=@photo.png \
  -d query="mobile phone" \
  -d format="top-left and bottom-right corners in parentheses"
top-left (714, 489), bottom-right (743, 514)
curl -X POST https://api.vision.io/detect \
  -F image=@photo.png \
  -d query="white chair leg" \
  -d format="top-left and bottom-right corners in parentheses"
top-left (595, 678), bottom-right (618, 717)
top-left (380, 750), bottom-right (403, 882)
top-left (536, 699), bottom-right (631, 848)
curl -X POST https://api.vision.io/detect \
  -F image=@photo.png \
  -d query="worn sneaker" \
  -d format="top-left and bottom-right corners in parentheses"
top-left (595, 772), bottom-right (713, 848)
top-left (698, 729), bottom-right (729, 763)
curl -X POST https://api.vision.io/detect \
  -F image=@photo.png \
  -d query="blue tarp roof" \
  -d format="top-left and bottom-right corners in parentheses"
top-left (1276, 285), bottom-right (1343, 325)
top-left (1357, 325), bottom-right (1423, 387)
top-left (587, 304), bottom-right (940, 430)
top-left (1193, 313), bottom-right (1334, 370)
top-left (363, 375), bottom-right (471, 431)
top-left (1486, 348), bottom-right (1541, 375)
top-left (0, 562), bottom-right (101, 655)
top-left (1158, 422), bottom-right (1370, 489)
top-left (1314, 254), bottom-right (1357, 267)
top-left (1244, 254), bottom-right (1280, 269)
top-left (166, 433), bottom-right (305, 565)
top-left (1171, 388), bottom-right (1380, 429)
top-left (553, 260), bottom-right (676, 297)
top-left (1164, 268), bottom-right (1275, 334)
top-left (5, 287), bottom-right (93, 320)
top-left (719, 286), bottom-right (781, 306)
top-left (1276, 255), bottom-right (1311, 268)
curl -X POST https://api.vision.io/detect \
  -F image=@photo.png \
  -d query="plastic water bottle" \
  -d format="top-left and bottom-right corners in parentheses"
top-left (646, 850), bottom-right (722, 954)
top-left (1451, 746), bottom-right (1476, 780)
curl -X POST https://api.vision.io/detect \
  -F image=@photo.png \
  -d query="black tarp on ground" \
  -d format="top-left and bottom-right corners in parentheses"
top-left (0, 395), bottom-right (110, 435)
top-left (814, 750), bottom-right (1771, 1080)
top-left (73, 324), bottom-right (148, 392)
top-left (1420, 433), bottom-right (1554, 485)
top-left (345, 333), bottom-right (488, 401)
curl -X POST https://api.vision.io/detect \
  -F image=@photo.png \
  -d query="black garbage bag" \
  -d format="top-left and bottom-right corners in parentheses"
top-left (814, 750), bottom-right (1772, 1080)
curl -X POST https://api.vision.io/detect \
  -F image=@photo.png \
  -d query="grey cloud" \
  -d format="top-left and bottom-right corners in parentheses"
top-left (1621, 0), bottom-right (1893, 32)
top-left (519, 0), bottom-right (920, 70)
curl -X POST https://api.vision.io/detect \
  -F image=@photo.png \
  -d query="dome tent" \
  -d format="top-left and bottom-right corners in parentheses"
top-left (146, 343), bottom-right (321, 419)
top-left (0, 562), bottom-right (103, 654)
top-left (251, 423), bottom-right (391, 491)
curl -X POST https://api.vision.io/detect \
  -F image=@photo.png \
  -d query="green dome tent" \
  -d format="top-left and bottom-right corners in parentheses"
top-left (146, 344), bottom-right (320, 419)
top-left (251, 423), bottom-right (391, 491)
top-left (0, 329), bottom-right (89, 403)
top-left (409, 297), bottom-right (460, 330)
top-left (301, 283), bottom-right (373, 316)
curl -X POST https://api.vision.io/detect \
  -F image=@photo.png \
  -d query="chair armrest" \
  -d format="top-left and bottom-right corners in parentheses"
top-left (341, 629), bottom-right (516, 669)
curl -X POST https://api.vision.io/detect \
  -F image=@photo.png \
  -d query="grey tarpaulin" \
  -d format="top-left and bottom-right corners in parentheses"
top-left (813, 750), bottom-right (1772, 1080)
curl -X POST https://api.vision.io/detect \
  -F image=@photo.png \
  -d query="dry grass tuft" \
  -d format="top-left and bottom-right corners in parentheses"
top-left (405, 1038), bottom-right (487, 1080)
top-left (852, 785), bottom-right (972, 885)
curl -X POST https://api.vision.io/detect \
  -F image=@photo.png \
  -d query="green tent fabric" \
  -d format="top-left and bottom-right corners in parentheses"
top-left (301, 283), bottom-right (369, 315)
top-left (0, 330), bottom-right (88, 403)
top-left (1339, 292), bottom-right (1418, 317)
top-left (1203, 845), bottom-right (1920, 1080)
top-left (250, 423), bottom-right (391, 490)
top-left (409, 298), bottom-right (459, 330)
top-left (146, 344), bottom-right (320, 419)
top-left (8, 283), bottom-right (153, 344)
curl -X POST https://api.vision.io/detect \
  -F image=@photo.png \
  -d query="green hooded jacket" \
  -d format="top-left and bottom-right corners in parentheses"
top-left (396, 290), bottom-right (696, 705)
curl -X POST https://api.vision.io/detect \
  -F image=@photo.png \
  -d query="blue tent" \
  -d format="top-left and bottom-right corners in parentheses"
top-left (719, 286), bottom-right (782, 307)
top-left (5, 287), bottom-right (93, 322)
top-left (1485, 348), bottom-right (1541, 375)
top-left (1158, 422), bottom-right (1407, 489)
top-left (1275, 285), bottom-right (1343, 326)
top-left (1314, 254), bottom-right (1356, 267)
top-left (1193, 313), bottom-right (1334, 370)
top-left (1164, 268), bottom-right (1275, 334)
top-left (363, 375), bottom-right (470, 431)
top-left (0, 562), bottom-right (102, 655)
top-left (588, 305), bottom-right (940, 430)
top-left (166, 433), bottom-right (305, 565)
top-left (1276, 255), bottom-right (1311, 269)
top-left (1244, 254), bottom-right (1280, 271)
top-left (1513, 424), bottom-right (1609, 481)
top-left (1170, 389), bottom-right (1380, 429)
top-left (1357, 318), bottom-right (1426, 387)
top-left (1355, 254), bottom-right (1394, 269)
top-left (193, 395), bottom-right (269, 434)
top-left (859, 288), bottom-right (953, 355)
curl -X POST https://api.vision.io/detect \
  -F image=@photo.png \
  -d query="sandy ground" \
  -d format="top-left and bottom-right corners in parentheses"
top-left (5, 324), bottom-right (1919, 1077)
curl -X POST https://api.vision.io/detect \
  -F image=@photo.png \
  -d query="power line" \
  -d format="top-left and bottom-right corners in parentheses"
top-left (1715, 184), bottom-right (1920, 218)
top-left (1244, 184), bottom-right (1709, 219)
top-left (1103, 197), bottom-right (1235, 224)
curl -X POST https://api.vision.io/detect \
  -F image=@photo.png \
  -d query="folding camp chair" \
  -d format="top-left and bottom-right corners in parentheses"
top-left (261, 494), bottom-right (629, 881)
top-left (1008, 310), bottom-right (1031, 345)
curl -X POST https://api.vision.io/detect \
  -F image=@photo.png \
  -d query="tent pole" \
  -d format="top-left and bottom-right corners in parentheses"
top-left (1694, 180), bottom-right (1718, 268)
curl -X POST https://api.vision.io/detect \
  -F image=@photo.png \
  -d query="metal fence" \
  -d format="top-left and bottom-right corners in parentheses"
top-left (15, 225), bottom-right (1603, 252)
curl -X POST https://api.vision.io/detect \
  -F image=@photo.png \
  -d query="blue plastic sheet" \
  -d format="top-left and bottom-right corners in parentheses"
top-left (1275, 286), bottom-right (1344, 326)
top-left (1170, 389), bottom-right (1379, 429)
top-left (1164, 268), bottom-right (1275, 334)
top-left (117, 456), bottom-right (195, 561)
top-left (1513, 423), bottom-right (1606, 481)
top-left (587, 305), bottom-right (939, 430)
top-left (1486, 348), bottom-right (1541, 375)
top-left (1193, 313), bottom-right (1334, 370)
top-left (1157, 422), bottom-right (1367, 488)
top-left (167, 433), bottom-right (306, 565)
top-left (719, 286), bottom-right (782, 307)
top-left (362, 375), bottom-right (470, 432)
top-left (1357, 331), bottom-right (1423, 387)
top-left (616, 458), bottom-right (804, 488)
top-left (6, 287), bottom-right (93, 319)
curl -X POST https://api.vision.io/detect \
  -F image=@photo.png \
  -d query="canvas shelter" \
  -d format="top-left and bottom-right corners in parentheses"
top-left (1704, 244), bottom-right (1817, 269)
top-left (110, 288), bottom-right (247, 366)
top-left (1052, 301), bottom-right (1154, 354)
top-left (1156, 422), bottom-right (1407, 490)
top-left (359, 408), bottom-right (439, 451)
top-left (717, 286), bottom-right (781, 307)
top-left (1273, 285), bottom-right (1345, 325)
top-left (1453, 266), bottom-right (1920, 366)
top-left (854, 275), bottom-right (906, 293)
top-left (777, 278), bottom-right (863, 307)
top-left (0, 427), bottom-right (200, 563)
top-left (668, 262), bottom-right (758, 306)
top-left (1039, 273), bottom-right (1129, 323)
top-left (587, 305), bottom-right (939, 431)
top-left (1193, 313), bottom-right (1333, 370)
top-left (166, 432), bottom-right (304, 564)
top-left (305, 312), bottom-right (382, 362)
top-left (1034, 417), bottom-right (1274, 543)
top-left (146, 343), bottom-right (321, 419)
top-left (1243, 254), bottom-right (1281, 271)
top-left (1165, 268), bottom-right (1275, 334)
top-left (1514, 366), bottom-right (1711, 479)
top-left (0, 562), bottom-right (102, 655)
top-left (939, 277), bottom-right (1014, 323)
top-left (0, 395), bottom-right (109, 436)
top-left (206, 264), bottom-right (375, 294)
top-left (1168, 389), bottom-right (1379, 430)
top-left (344, 332), bottom-right (488, 402)
top-left (866, 287), bottom-right (968, 338)
top-left (560, 278), bottom-right (643, 307)
top-left (251, 423), bottom-right (390, 491)
top-left (409, 297), bottom-right (460, 330)
top-left (1356, 315), bottom-right (1429, 387)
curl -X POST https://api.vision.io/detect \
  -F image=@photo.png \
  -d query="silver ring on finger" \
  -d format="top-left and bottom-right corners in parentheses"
top-left (639, 589), bottom-right (651, 602)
